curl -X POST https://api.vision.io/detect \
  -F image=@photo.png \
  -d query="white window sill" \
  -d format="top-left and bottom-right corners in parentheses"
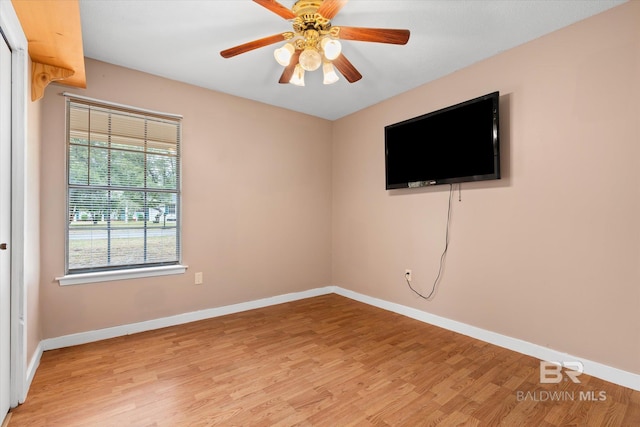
top-left (56, 265), bottom-right (188, 286)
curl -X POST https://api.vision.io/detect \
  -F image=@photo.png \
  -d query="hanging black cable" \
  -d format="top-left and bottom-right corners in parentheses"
top-left (406, 184), bottom-right (456, 300)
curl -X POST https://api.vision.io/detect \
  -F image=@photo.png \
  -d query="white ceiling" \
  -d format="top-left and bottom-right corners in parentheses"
top-left (79, 0), bottom-right (625, 120)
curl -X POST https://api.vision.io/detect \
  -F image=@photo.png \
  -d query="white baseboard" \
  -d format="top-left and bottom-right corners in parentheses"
top-left (37, 285), bottom-right (639, 392)
top-left (41, 286), bottom-right (335, 351)
top-left (333, 287), bottom-right (640, 392)
top-left (24, 341), bottom-right (43, 403)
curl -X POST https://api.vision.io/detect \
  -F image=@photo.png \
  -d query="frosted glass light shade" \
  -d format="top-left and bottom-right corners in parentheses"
top-left (299, 48), bottom-right (322, 71)
top-left (274, 43), bottom-right (295, 66)
top-left (321, 38), bottom-right (342, 60)
top-left (322, 62), bottom-right (339, 85)
top-left (290, 64), bottom-right (305, 86)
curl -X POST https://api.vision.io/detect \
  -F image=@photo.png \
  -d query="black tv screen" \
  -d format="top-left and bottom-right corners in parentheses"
top-left (385, 91), bottom-right (500, 189)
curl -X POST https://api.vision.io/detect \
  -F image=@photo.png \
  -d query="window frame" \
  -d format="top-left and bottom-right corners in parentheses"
top-left (57, 93), bottom-right (186, 285)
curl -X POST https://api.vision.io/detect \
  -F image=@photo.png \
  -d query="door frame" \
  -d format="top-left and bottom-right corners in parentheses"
top-left (1, 23), bottom-right (11, 419)
top-left (0, 0), bottom-right (28, 406)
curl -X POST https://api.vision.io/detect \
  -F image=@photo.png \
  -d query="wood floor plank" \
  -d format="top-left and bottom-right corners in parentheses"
top-left (8, 294), bottom-right (640, 426)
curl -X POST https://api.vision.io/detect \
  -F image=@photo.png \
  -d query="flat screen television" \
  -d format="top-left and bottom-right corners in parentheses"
top-left (385, 91), bottom-right (500, 189)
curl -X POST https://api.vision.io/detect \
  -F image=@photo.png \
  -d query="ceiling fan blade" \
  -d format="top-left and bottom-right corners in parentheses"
top-left (253, 0), bottom-right (296, 20)
top-left (335, 26), bottom-right (410, 45)
top-left (332, 53), bottom-right (362, 83)
top-left (317, 0), bottom-right (348, 20)
top-left (279, 51), bottom-right (302, 83)
top-left (220, 32), bottom-right (293, 58)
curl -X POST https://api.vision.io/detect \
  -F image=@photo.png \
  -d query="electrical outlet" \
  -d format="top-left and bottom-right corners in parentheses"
top-left (195, 272), bottom-right (203, 285)
top-left (405, 269), bottom-right (412, 282)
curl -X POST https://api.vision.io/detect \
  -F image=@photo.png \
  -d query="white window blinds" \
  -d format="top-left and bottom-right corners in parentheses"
top-left (65, 96), bottom-right (182, 274)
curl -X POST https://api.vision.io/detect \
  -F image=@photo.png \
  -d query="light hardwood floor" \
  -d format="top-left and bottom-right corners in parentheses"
top-left (9, 294), bottom-right (640, 426)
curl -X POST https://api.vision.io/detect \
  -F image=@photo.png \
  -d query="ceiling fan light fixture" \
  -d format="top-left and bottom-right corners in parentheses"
top-left (290, 64), bottom-right (305, 86)
top-left (299, 47), bottom-right (322, 71)
top-left (322, 62), bottom-right (339, 85)
top-left (321, 38), bottom-right (341, 61)
top-left (220, 0), bottom-right (411, 86)
top-left (274, 43), bottom-right (295, 66)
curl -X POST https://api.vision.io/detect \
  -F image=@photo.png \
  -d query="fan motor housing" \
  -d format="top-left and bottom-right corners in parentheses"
top-left (292, 0), bottom-right (331, 33)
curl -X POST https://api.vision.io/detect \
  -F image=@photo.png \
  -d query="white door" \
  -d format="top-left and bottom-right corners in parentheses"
top-left (0, 32), bottom-right (11, 421)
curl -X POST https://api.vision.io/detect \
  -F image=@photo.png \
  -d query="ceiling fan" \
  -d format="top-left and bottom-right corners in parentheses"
top-left (220, 0), bottom-right (410, 86)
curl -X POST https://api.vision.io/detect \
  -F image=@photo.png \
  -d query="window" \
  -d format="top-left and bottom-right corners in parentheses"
top-left (65, 95), bottom-right (182, 277)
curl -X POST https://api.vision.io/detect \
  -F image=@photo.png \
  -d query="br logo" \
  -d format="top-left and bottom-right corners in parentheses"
top-left (539, 361), bottom-right (583, 384)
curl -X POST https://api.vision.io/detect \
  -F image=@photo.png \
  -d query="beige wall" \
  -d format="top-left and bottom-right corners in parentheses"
top-left (332, 2), bottom-right (639, 374)
top-left (39, 59), bottom-right (333, 338)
